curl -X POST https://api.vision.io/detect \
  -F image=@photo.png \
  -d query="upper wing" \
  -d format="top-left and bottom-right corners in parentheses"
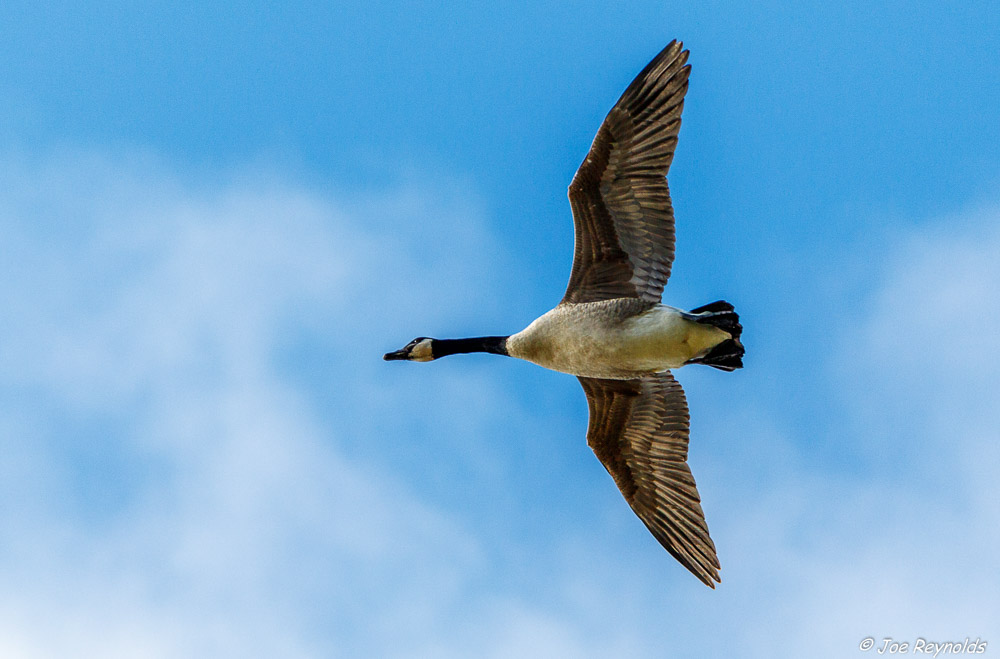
top-left (563, 41), bottom-right (691, 304)
top-left (578, 372), bottom-right (720, 587)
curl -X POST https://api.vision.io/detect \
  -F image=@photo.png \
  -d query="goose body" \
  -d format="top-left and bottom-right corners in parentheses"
top-left (385, 41), bottom-right (744, 587)
top-left (507, 301), bottom-right (729, 379)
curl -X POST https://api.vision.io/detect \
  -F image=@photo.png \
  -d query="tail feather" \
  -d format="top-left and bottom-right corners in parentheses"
top-left (687, 339), bottom-right (744, 371)
top-left (689, 300), bottom-right (734, 314)
top-left (686, 300), bottom-right (744, 371)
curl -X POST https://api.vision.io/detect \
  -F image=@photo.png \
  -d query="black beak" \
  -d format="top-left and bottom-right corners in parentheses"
top-left (383, 349), bottom-right (408, 361)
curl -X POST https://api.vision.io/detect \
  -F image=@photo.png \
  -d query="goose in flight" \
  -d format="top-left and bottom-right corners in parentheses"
top-left (384, 41), bottom-right (743, 587)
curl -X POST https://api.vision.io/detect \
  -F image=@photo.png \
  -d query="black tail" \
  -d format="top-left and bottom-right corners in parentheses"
top-left (686, 300), bottom-right (744, 371)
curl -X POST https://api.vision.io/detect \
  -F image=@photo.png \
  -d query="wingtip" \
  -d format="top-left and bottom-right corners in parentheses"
top-left (662, 39), bottom-right (687, 60)
top-left (699, 568), bottom-right (722, 589)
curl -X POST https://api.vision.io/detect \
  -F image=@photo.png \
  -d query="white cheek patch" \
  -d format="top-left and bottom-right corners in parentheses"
top-left (410, 339), bottom-right (435, 362)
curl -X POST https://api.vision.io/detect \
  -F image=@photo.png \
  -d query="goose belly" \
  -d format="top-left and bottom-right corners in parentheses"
top-left (507, 303), bottom-right (728, 379)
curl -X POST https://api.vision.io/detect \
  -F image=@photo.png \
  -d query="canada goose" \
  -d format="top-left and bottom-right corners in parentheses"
top-left (384, 41), bottom-right (743, 588)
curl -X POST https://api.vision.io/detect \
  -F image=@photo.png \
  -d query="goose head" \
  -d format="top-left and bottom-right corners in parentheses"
top-left (383, 337), bottom-right (435, 362)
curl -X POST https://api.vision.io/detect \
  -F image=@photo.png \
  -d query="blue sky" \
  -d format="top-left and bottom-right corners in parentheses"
top-left (2, 2), bottom-right (999, 657)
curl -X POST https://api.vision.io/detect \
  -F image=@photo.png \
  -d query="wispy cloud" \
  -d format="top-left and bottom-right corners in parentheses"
top-left (707, 203), bottom-right (1000, 656)
top-left (0, 151), bottom-right (997, 658)
top-left (0, 151), bottom-right (507, 657)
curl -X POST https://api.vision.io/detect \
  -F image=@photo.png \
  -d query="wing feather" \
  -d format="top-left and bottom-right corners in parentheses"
top-left (579, 372), bottom-right (720, 587)
top-left (564, 41), bottom-right (691, 304)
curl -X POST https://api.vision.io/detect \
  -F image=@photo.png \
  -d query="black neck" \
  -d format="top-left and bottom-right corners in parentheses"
top-left (432, 336), bottom-right (509, 358)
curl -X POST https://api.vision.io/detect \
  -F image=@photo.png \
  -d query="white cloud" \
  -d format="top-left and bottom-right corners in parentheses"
top-left (0, 151), bottom-right (512, 658)
top-left (709, 204), bottom-right (1000, 657)
top-left (1, 151), bottom-right (998, 658)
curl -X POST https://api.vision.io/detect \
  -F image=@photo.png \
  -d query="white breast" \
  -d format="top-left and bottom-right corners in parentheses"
top-left (506, 301), bottom-right (728, 379)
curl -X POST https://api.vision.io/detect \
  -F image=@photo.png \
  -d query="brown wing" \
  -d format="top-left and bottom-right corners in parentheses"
top-left (563, 41), bottom-right (691, 304)
top-left (578, 372), bottom-right (720, 587)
